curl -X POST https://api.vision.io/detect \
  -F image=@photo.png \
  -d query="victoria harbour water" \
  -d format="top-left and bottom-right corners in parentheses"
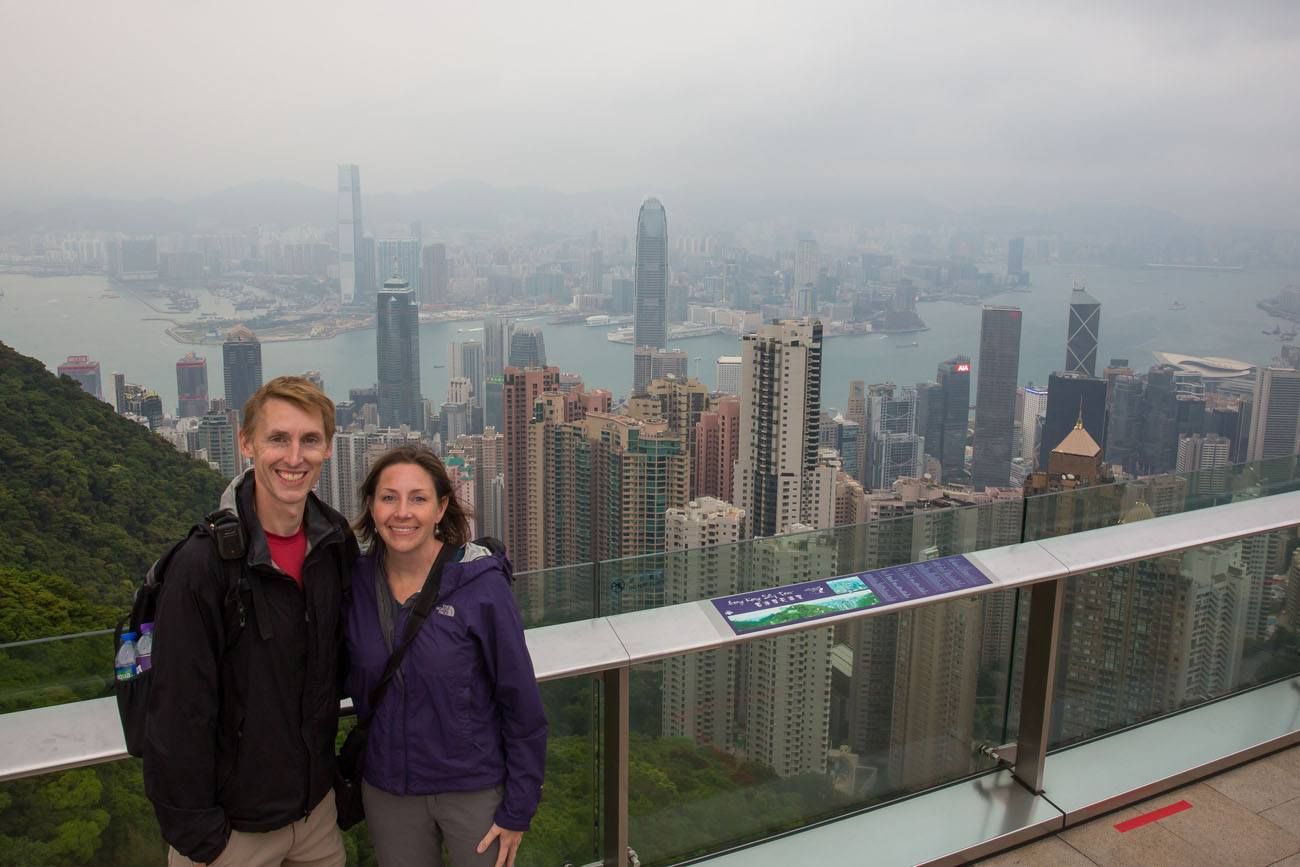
top-left (1, 263), bottom-right (1296, 416)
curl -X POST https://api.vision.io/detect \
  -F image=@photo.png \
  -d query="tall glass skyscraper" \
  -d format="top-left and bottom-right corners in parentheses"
top-left (632, 198), bottom-right (668, 357)
top-left (935, 356), bottom-right (972, 480)
top-left (376, 275), bottom-right (422, 429)
top-left (1066, 284), bottom-right (1102, 377)
top-left (222, 325), bottom-right (263, 419)
top-left (337, 164), bottom-right (364, 305)
top-left (507, 326), bottom-right (547, 369)
top-left (971, 307), bottom-right (1022, 490)
top-left (176, 351), bottom-right (209, 418)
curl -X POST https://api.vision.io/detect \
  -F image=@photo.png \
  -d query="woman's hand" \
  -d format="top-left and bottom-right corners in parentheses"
top-left (476, 823), bottom-right (524, 867)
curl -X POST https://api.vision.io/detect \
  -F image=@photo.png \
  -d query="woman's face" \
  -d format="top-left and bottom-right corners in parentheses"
top-left (371, 462), bottom-right (449, 557)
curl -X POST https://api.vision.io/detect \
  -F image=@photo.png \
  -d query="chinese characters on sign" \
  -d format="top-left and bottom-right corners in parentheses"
top-left (711, 555), bottom-right (992, 635)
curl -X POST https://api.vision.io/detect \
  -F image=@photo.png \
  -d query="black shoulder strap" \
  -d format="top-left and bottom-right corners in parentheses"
top-left (202, 509), bottom-right (274, 642)
top-left (359, 542), bottom-right (456, 730)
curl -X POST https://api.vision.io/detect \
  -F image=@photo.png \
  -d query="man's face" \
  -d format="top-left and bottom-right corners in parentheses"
top-left (239, 398), bottom-right (331, 518)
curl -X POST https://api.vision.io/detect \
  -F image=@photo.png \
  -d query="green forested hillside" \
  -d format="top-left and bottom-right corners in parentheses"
top-left (0, 341), bottom-right (226, 635)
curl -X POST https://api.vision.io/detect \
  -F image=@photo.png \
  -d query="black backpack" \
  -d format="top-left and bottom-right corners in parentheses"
top-left (115, 509), bottom-right (267, 758)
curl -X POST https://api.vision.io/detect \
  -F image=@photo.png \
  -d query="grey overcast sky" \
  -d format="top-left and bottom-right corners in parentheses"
top-left (2, 1), bottom-right (1298, 225)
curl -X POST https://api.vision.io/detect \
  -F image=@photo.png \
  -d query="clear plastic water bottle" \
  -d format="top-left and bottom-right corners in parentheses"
top-left (135, 623), bottom-right (154, 674)
top-left (116, 632), bottom-right (138, 681)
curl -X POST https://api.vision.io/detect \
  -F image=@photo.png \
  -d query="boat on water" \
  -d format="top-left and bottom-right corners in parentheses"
top-left (896, 341), bottom-right (919, 348)
top-left (1169, 301), bottom-right (1187, 311)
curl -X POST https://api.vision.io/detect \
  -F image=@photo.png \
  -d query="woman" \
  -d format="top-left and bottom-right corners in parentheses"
top-left (345, 445), bottom-right (547, 867)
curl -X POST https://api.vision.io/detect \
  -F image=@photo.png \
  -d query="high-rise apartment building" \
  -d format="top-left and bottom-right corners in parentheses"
top-left (57, 355), bottom-right (102, 400)
top-left (935, 357), bottom-right (971, 481)
top-left (694, 396), bottom-right (740, 502)
top-left (198, 409), bottom-right (242, 479)
top-left (635, 376), bottom-right (711, 497)
top-left (734, 320), bottom-right (825, 538)
top-left (1066, 284), bottom-right (1102, 377)
top-left (1248, 367), bottom-right (1300, 461)
top-left (1039, 373), bottom-right (1107, 470)
top-left (662, 497), bottom-right (745, 748)
top-left (222, 325), bottom-right (263, 419)
top-left (421, 243), bottom-right (449, 305)
top-left (715, 356), bottom-right (742, 395)
top-left (175, 352), bottom-right (209, 418)
top-left (971, 307), bottom-right (1022, 490)
top-left (847, 380), bottom-right (869, 482)
top-left (376, 275), bottom-right (422, 429)
top-left (831, 416), bottom-right (863, 486)
top-left (507, 326), bottom-right (547, 369)
top-left (337, 164), bottom-right (364, 305)
top-left (376, 239), bottom-right (422, 293)
top-left (503, 366), bottom-right (560, 572)
top-left (1177, 433), bottom-right (1231, 497)
top-left (633, 198), bottom-right (669, 357)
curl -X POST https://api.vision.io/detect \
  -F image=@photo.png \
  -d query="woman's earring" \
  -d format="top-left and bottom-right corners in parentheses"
top-left (433, 522), bottom-right (442, 538)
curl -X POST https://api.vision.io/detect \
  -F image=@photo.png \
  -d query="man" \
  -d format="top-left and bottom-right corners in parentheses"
top-left (144, 376), bottom-right (358, 867)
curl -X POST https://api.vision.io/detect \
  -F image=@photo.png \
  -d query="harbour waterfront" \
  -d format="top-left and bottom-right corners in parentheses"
top-left (1, 263), bottom-right (1296, 417)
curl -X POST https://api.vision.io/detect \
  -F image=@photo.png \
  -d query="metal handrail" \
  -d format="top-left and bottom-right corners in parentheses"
top-left (1, 490), bottom-right (1299, 866)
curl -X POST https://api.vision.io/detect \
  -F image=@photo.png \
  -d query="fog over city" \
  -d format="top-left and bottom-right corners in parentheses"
top-left (3, 1), bottom-right (1299, 227)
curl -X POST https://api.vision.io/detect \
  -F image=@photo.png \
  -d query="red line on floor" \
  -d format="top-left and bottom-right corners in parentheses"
top-left (1114, 800), bottom-right (1193, 832)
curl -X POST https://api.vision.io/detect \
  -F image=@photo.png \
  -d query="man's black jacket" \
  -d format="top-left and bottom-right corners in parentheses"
top-left (142, 470), bottom-right (358, 863)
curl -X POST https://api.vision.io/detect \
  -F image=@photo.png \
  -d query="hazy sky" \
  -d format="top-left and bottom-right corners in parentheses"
top-left (3, 1), bottom-right (1298, 225)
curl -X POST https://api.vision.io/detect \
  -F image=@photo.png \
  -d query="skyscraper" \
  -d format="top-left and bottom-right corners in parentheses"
top-left (502, 365), bottom-right (560, 572)
top-left (867, 384), bottom-right (924, 490)
top-left (376, 275), bottom-right (422, 429)
top-left (337, 164), bottom-right (364, 305)
top-left (695, 396), bottom-right (741, 502)
top-left (735, 320), bottom-right (825, 538)
top-left (633, 346), bottom-right (689, 395)
top-left (1007, 237), bottom-right (1025, 278)
top-left (483, 316), bottom-right (513, 379)
top-left (935, 357), bottom-right (972, 481)
top-left (507, 326), bottom-right (547, 369)
top-left (198, 409), bottom-right (242, 479)
top-left (1020, 385), bottom-right (1049, 467)
top-left (421, 243), bottom-right (449, 306)
top-left (376, 239), bottom-right (422, 293)
top-left (1039, 372), bottom-right (1107, 470)
top-left (57, 355), bottom-right (102, 400)
top-left (222, 325), bottom-right (263, 418)
top-left (1248, 367), bottom-right (1300, 461)
top-left (450, 340), bottom-right (486, 408)
top-left (1105, 375), bottom-right (1144, 472)
top-left (715, 356), bottom-right (742, 395)
top-left (633, 198), bottom-right (668, 354)
top-left (794, 239), bottom-right (819, 290)
top-left (176, 352), bottom-right (209, 418)
top-left (971, 306), bottom-right (1022, 490)
top-left (1177, 433), bottom-right (1231, 497)
top-left (1066, 284), bottom-right (1102, 377)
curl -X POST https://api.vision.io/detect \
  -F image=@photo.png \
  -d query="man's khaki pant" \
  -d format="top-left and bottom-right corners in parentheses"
top-left (168, 789), bottom-right (345, 867)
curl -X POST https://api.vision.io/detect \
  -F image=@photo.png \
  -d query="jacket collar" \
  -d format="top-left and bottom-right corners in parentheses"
top-left (223, 469), bottom-right (343, 571)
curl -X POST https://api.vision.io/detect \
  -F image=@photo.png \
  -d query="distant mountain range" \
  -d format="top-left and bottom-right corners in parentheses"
top-left (1, 177), bottom-right (1234, 244)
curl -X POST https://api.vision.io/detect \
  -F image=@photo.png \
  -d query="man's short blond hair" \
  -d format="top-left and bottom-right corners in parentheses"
top-left (241, 376), bottom-right (336, 442)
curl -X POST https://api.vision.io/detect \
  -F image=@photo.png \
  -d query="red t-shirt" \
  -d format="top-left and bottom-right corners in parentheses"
top-left (265, 525), bottom-right (307, 588)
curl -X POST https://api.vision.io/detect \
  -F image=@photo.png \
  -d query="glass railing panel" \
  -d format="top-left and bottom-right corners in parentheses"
top-left (0, 758), bottom-right (164, 867)
top-left (512, 561), bottom-right (598, 628)
top-left (0, 674), bottom-right (598, 867)
top-left (1049, 524), bottom-right (1300, 751)
top-left (1023, 456), bottom-right (1300, 543)
top-left (627, 587), bottom-right (1019, 864)
top-left (0, 630), bottom-right (114, 713)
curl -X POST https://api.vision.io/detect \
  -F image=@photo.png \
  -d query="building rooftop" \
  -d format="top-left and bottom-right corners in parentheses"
top-left (1151, 351), bottom-right (1256, 380)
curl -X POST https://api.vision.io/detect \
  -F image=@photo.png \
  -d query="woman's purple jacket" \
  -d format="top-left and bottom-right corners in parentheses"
top-left (344, 543), bottom-right (547, 831)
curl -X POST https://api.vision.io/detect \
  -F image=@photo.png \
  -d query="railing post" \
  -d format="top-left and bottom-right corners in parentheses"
top-left (1013, 577), bottom-right (1065, 794)
top-left (602, 665), bottom-right (630, 867)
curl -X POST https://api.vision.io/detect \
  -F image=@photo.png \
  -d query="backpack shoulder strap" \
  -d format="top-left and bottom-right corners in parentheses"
top-left (201, 509), bottom-right (274, 642)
